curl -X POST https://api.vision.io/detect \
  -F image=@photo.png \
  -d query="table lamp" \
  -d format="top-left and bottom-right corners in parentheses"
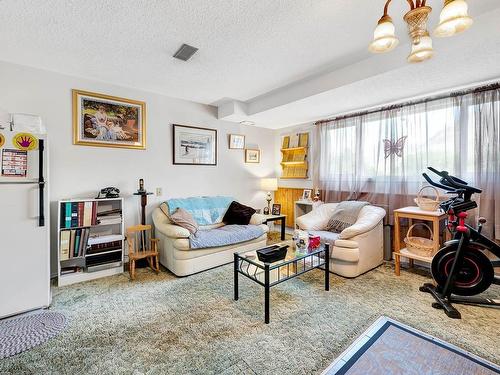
top-left (261, 178), bottom-right (278, 214)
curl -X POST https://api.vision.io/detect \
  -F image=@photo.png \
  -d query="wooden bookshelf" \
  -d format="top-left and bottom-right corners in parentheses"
top-left (280, 133), bottom-right (309, 179)
top-left (57, 197), bottom-right (124, 286)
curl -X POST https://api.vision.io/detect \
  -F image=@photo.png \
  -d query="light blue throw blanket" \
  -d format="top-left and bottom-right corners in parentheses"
top-left (165, 196), bottom-right (233, 226)
top-left (189, 225), bottom-right (264, 249)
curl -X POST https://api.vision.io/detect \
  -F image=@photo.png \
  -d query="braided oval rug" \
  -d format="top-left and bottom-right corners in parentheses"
top-left (0, 312), bottom-right (66, 359)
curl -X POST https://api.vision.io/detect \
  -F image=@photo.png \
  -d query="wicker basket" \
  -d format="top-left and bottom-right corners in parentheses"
top-left (414, 186), bottom-right (440, 211)
top-left (404, 223), bottom-right (435, 257)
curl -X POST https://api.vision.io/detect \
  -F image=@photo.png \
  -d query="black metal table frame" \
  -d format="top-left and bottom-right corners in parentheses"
top-left (264, 215), bottom-right (286, 240)
top-left (234, 243), bottom-right (330, 324)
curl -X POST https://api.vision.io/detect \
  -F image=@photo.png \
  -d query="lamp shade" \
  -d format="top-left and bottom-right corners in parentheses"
top-left (261, 178), bottom-right (278, 192)
top-left (368, 18), bottom-right (399, 54)
top-left (434, 0), bottom-right (473, 37)
top-left (408, 35), bottom-right (434, 63)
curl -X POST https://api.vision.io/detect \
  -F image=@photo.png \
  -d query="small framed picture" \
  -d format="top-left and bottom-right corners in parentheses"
top-left (302, 189), bottom-right (313, 201)
top-left (173, 124), bottom-right (217, 166)
top-left (272, 204), bottom-right (281, 215)
top-left (245, 149), bottom-right (260, 163)
top-left (229, 134), bottom-right (245, 149)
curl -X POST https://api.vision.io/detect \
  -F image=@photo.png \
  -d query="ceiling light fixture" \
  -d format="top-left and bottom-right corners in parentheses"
top-left (240, 121), bottom-right (255, 126)
top-left (369, 0), bottom-right (473, 63)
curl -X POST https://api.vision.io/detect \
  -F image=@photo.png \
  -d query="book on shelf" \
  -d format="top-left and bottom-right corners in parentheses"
top-left (96, 215), bottom-right (122, 225)
top-left (60, 230), bottom-right (70, 260)
top-left (60, 227), bottom-right (90, 260)
top-left (97, 208), bottom-right (122, 217)
top-left (86, 240), bottom-right (122, 255)
top-left (60, 201), bottom-right (100, 229)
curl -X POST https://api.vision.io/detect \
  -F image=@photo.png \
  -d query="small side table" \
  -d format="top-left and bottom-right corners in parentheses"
top-left (393, 206), bottom-right (449, 276)
top-left (264, 215), bottom-right (287, 240)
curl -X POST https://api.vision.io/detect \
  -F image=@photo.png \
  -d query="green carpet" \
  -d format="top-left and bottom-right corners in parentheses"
top-left (0, 264), bottom-right (498, 374)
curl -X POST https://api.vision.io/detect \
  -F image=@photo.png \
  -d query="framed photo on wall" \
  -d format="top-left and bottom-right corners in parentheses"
top-left (272, 204), bottom-right (281, 215)
top-left (73, 89), bottom-right (146, 149)
top-left (302, 189), bottom-right (313, 201)
top-left (173, 124), bottom-right (217, 165)
top-left (229, 134), bottom-right (245, 149)
top-left (245, 149), bottom-right (260, 163)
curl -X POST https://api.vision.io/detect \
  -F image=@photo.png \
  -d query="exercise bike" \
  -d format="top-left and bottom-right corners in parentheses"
top-left (419, 167), bottom-right (500, 319)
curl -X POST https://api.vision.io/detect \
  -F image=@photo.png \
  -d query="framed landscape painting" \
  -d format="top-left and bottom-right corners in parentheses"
top-left (173, 124), bottom-right (217, 165)
top-left (73, 89), bottom-right (146, 149)
top-left (229, 134), bottom-right (245, 149)
top-left (245, 149), bottom-right (260, 163)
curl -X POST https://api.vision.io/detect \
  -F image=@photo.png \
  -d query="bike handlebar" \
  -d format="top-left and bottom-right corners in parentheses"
top-left (426, 168), bottom-right (482, 194)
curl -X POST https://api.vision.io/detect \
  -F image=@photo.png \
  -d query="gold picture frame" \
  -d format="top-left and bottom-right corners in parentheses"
top-left (245, 149), bottom-right (260, 163)
top-left (72, 89), bottom-right (146, 149)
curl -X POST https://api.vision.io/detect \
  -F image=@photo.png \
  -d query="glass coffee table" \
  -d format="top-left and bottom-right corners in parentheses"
top-left (233, 242), bottom-right (330, 324)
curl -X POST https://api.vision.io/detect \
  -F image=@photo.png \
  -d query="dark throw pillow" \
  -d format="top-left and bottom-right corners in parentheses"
top-left (223, 201), bottom-right (256, 225)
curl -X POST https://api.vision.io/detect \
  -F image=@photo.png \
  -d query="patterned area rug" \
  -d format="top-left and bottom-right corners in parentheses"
top-left (0, 312), bottom-right (66, 359)
top-left (323, 317), bottom-right (500, 375)
top-left (0, 264), bottom-right (498, 374)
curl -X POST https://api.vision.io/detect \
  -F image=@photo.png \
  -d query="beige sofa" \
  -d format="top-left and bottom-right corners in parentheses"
top-left (152, 208), bottom-right (269, 276)
top-left (296, 203), bottom-right (386, 278)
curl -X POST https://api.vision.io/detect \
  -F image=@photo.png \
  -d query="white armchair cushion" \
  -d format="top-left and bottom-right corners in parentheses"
top-left (249, 213), bottom-right (268, 225)
top-left (295, 203), bottom-right (338, 230)
top-left (339, 206), bottom-right (386, 240)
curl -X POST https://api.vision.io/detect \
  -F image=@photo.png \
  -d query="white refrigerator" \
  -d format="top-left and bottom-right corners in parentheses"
top-left (0, 113), bottom-right (51, 319)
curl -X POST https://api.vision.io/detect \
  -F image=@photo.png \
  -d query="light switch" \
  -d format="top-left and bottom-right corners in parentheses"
top-left (156, 187), bottom-right (162, 196)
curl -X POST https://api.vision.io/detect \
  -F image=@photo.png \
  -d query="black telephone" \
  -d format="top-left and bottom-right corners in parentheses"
top-left (96, 187), bottom-right (120, 199)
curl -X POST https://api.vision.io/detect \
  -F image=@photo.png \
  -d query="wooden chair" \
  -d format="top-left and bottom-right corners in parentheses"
top-left (126, 224), bottom-right (160, 280)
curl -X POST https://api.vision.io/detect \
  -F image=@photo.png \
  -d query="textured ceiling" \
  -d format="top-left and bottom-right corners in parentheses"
top-left (1, 0), bottom-right (499, 128)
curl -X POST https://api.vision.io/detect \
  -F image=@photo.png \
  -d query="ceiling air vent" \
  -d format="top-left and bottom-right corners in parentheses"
top-left (173, 44), bottom-right (199, 61)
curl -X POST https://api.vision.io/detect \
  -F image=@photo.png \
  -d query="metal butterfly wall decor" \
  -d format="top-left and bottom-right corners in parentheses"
top-left (383, 136), bottom-right (407, 159)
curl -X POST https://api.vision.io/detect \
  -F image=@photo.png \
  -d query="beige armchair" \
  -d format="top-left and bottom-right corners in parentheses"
top-left (296, 203), bottom-right (386, 278)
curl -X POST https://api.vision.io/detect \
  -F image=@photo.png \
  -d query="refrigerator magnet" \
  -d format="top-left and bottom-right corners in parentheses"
top-left (0, 133), bottom-right (4, 148)
top-left (13, 133), bottom-right (38, 151)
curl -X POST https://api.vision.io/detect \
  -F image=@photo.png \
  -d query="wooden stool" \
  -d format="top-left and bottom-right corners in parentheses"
top-left (126, 224), bottom-right (160, 280)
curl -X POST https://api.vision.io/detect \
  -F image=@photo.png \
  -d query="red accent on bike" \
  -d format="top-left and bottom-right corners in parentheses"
top-left (456, 225), bottom-right (468, 233)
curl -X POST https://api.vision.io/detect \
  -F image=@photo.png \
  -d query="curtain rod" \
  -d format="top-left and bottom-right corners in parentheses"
top-left (315, 82), bottom-right (500, 125)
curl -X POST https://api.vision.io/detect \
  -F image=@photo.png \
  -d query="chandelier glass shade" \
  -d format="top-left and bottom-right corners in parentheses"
top-left (434, 0), bottom-right (473, 37)
top-left (369, 0), bottom-right (472, 63)
top-left (369, 17), bottom-right (399, 53)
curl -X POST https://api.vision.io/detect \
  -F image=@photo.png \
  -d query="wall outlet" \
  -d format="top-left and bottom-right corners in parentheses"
top-left (156, 187), bottom-right (162, 196)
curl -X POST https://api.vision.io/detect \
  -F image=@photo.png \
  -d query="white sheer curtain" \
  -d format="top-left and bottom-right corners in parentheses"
top-left (314, 86), bottom-right (500, 239)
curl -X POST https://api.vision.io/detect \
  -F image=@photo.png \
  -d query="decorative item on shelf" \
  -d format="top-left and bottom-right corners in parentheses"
top-left (228, 134), bottom-right (245, 149)
top-left (272, 204), bottom-right (281, 216)
top-left (415, 186), bottom-right (440, 211)
top-left (308, 234), bottom-right (321, 251)
top-left (368, 0), bottom-right (473, 63)
top-left (96, 187), bottom-right (120, 199)
top-left (404, 223), bottom-right (435, 257)
top-left (261, 178), bottom-right (278, 214)
top-left (245, 148), bottom-right (260, 163)
top-left (263, 207), bottom-right (270, 215)
top-left (301, 189), bottom-right (313, 201)
top-left (72, 89), bottom-right (146, 149)
top-left (172, 124), bottom-right (217, 165)
top-left (293, 229), bottom-right (309, 255)
top-left (313, 188), bottom-right (321, 202)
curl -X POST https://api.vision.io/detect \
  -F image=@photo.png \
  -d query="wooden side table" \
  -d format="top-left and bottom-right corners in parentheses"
top-left (393, 206), bottom-right (449, 276)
